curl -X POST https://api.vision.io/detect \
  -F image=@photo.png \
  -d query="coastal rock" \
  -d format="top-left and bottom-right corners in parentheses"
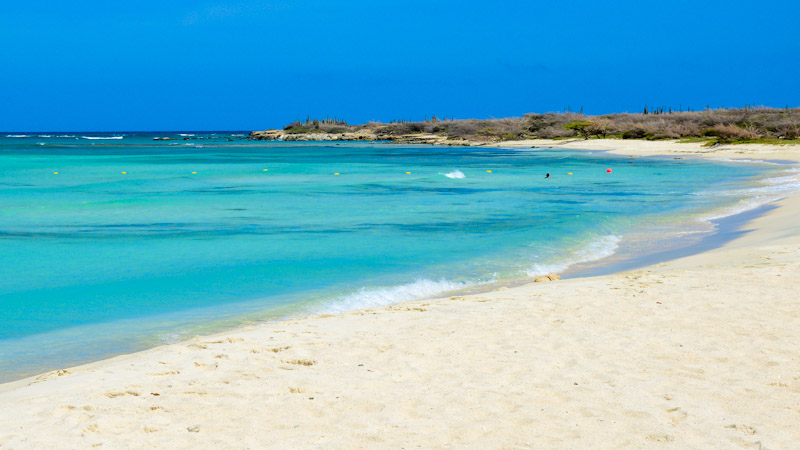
top-left (248, 129), bottom-right (473, 146)
top-left (534, 273), bottom-right (561, 283)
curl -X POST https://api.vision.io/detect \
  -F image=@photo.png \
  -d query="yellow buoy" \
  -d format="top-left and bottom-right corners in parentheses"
top-left (121, 171), bottom-right (127, 174)
top-left (568, 172), bottom-right (573, 175)
top-left (191, 171), bottom-right (197, 174)
top-left (53, 172), bottom-right (58, 175)
top-left (486, 170), bottom-right (492, 173)
top-left (263, 169), bottom-right (268, 171)
top-left (334, 173), bottom-right (339, 175)
top-left (405, 171), bottom-right (411, 174)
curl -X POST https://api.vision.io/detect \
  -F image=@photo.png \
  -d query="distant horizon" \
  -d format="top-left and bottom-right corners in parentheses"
top-left (1, 130), bottom-right (252, 134)
top-left (3, 104), bottom-right (799, 133)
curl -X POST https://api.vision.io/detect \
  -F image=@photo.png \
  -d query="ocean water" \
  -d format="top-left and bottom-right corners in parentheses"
top-left (1, 133), bottom-right (798, 382)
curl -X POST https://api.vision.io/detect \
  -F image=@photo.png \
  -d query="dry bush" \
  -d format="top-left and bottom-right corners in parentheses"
top-left (276, 108), bottom-right (800, 142)
top-left (622, 128), bottom-right (647, 139)
top-left (583, 119), bottom-right (611, 138)
top-left (708, 123), bottom-right (761, 140)
top-left (373, 118), bottom-right (529, 141)
top-left (537, 126), bottom-right (576, 138)
top-left (526, 113), bottom-right (570, 133)
top-left (782, 126), bottom-right (800, 139)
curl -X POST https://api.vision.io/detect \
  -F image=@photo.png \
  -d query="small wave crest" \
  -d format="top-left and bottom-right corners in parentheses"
top-left (316, 278), bottom-right (476, 314)
top-left (697, 165), bottom-right (800, 222)
top-left (441, 170), bottom-right (466, 179)
top-left (5, 135), bottom-right (29, 138)
top-left (708, 157), bottom-right (785, 165)
top-left (81, 136), bottom-right (123, 140)
top-left (526, 235), bottom-right (621, 277)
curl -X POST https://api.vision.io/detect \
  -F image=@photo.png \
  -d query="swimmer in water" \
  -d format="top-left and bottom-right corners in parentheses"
top-left (545, 173), bottom-right (550, 179)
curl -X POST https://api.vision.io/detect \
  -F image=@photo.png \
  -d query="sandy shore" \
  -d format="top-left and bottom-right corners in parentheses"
top-left (1, 141), bottom-right (799, 449)
top-left (483, 137), bottom-right (800, 162)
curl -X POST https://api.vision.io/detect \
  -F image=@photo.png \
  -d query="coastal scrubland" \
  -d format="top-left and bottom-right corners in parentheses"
top-left (253, 107), bottom-right (800, 146)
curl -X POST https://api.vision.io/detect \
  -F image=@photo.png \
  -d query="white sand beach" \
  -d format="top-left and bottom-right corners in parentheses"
top-left (1, 141), bottom-right (799, 449)
top-left (484, 138), bottom-right (800, 163)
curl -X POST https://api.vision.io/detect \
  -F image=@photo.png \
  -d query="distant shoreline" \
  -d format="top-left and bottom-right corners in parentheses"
top-left (250, 107), bottom-right (800, 147)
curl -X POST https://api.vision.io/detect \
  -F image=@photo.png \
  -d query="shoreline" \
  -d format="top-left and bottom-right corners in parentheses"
top-left (0, 143), bottom-right (790, 384)
top-left (482, 137), bottom-right (800, 162)
top-left (1, 142), bottom-right (799, 448)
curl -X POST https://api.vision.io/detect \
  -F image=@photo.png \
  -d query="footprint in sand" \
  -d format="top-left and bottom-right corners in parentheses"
top-left (666, 407), bottom-right (688, 425)
top-left (281, 359), bottom-right (316, 366)
top-left (182, 390), bottom-right (208, 396)
top-left (201, 337), bottom-right (244, 345)
top-left (726, 424), bottom-right (757, 435)
top-left (147, 370), bottom-right (180, 376)
top-left (104, 390), bottom-right (140, 398)
top-left (645, 434), bottom-right (674, 442)
top-left (29, 369), bottom-right (71, 385)
top-left (193, 361), bottom-right (218, 369)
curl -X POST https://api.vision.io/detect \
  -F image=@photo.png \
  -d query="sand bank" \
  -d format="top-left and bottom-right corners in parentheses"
top-left (1, 143), bottom-right (799, 449)
top-left (484, 137), bottom-right (800, 162)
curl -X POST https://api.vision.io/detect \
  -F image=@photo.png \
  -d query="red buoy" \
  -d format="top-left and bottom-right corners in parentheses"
top-left (606, 168), bottom-right (612, 173)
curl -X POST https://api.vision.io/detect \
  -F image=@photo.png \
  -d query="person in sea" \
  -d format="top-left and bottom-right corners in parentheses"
top-left (545, 173), bottom-right (550, 179)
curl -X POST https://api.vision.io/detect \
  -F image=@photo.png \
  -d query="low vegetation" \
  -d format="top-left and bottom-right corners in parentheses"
top-left (270, 107), bottom-right (800, 145)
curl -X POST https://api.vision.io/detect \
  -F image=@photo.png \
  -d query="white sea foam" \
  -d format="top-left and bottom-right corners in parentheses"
top-left (81, 136), bottom-right (124, 140)
top-left (37, 135), bottom-right (52, 138)
top-left (526, 235), bottom-right (622, 277)
top-left (697, 165), bottom-right (800, 222)
top-left (316, 278), bottom-right (477, 315)
top-left (708, 157), bottom-right (785, 165)
top-left (442, 169), bottom-right (466, 179)
top-left (179, 133), bottom-right (195, 137)
top-left (6, 135), bottom-right (29, 138)
top-left (56, 135), bottom-right (75, 138)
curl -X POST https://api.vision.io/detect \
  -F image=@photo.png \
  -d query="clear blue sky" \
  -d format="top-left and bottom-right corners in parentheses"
top-left (2, 0), bottom-right (798, 131)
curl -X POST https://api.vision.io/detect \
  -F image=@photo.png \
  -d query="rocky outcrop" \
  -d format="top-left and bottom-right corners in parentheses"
top-left (534, 273), bottom-right (562, 283)
top-left (248, 130), bottom-right (472, 146)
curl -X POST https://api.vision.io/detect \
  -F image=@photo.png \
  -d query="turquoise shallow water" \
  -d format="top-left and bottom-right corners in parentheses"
top-left (1, 133), bottom-right (797, 382)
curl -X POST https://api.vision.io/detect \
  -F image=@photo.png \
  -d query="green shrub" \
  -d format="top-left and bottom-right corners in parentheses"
top-left (622, 129), bottom-right (647, 139)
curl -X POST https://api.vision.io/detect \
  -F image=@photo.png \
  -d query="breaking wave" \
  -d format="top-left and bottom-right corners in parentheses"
top-left (698, 165), bottom-right (800, 222)
top-left (526, 235), bottom-right (622, 277)
top-left (314, 278), bottom-right (478, 314)
top-left (442, 170), bottom-right (466, 179)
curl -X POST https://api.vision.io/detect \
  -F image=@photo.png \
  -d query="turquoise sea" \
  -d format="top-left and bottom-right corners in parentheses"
top-left (1, 133), bottom-right (798, 382)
